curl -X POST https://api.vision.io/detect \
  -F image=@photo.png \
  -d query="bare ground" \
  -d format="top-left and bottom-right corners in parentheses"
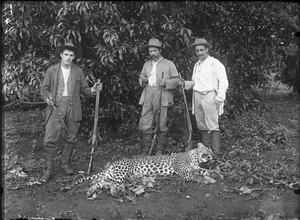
top-left (2, 97), bottom-right (300, 220)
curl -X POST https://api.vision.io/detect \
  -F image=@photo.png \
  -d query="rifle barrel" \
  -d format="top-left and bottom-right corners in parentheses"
top-left (178, 72), bottom-right (193, 150)
top-left (148, 72), bottom-right (164, 155)
top-left (88, 79), bottom-right (101, 174)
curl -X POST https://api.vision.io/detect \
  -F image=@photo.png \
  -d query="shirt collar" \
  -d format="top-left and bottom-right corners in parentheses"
top-left (196, 55), bottom-right (211, 66)
top-left (152, 56), bottom-right (163, 64)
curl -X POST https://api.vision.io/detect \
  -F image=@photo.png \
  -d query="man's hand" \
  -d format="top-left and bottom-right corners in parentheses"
top-left (159, 79), bottom-right (165, 86)
top-left (91, 82), bottom-right (103, 94)
top-left (214, 99), bottom-right (222, 110)
top-left (141, 76), bottom-right (148, 87)
top-left (178, 79), bottom-right (185, 86)
top-left (46, 97), bottom-right (54, 106)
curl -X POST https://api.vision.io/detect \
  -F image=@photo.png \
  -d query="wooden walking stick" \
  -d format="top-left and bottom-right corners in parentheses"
top-left (178, 72), bottom-right (193, 151)
top-left (87, 79), bottom-right (101, 174)
top-left (149, 72), bottom-right (164, 156)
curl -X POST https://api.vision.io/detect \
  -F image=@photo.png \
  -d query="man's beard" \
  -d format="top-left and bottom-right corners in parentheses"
top-left (151, 55), bottom-right (160, 60)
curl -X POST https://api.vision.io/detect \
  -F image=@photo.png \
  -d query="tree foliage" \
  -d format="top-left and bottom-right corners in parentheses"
top-left (3, 1), bottom-right (299, 132)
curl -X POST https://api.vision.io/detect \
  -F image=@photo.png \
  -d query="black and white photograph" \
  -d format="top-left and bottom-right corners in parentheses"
top-left (2, 1), bottom-right (300, 219)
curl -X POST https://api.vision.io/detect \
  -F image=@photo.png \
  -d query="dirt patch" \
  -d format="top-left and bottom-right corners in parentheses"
top-left (2, 98), bottom-right (300, 220)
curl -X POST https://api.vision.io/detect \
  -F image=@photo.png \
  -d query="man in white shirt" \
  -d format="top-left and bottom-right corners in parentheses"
top-left (183, 38), bottom-right (229, 158)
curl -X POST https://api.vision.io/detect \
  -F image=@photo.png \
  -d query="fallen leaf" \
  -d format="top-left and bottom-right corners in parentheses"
top-left (116, 198), bottom-right (123, 203)
top-left (251, 192), bottom-right (260, 198)
top-left (239, 186), bottom-right (252, 194)
top-left (248, 177), bottom-right (254, 185)
top-left (132, 185), bottom-right (145, 195)
top-left (146, 182), bottom-right (154, 188)
top-left (125, 195), bottom-right (136, 203)
top-left (87, 193), bottom-right (97, 200)
top-left (143, 193), bottom-right (150, 198)
top-left (205, 193), bottom-right (211, 197)
top-left (18, 172), bottom-right (28, 178)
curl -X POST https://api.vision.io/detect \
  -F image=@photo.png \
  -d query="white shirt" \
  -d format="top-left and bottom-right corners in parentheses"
top-left (148, 57), bottom-right (163, 86)
top-left (185, 55), bottom-right (229, 115)
top-left (193, 59), bottom-right (215, 93)
top-left (61, 66), bottom-right (70, 96)
top-left (190, 55), bottom-right (228, 101)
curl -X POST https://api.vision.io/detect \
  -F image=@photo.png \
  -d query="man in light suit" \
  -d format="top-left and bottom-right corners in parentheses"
top-left (182, 38), bottom-right (229, 158)
top-left (138, 38), bottom-right (184, 155)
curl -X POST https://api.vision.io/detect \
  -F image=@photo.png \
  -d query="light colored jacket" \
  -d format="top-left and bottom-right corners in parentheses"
top-left (138, 57), bottom-right (181, 106)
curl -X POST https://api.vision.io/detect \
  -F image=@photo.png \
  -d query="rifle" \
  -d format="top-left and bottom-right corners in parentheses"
top-left (35, 73), bottom-right (68, 132)
top-left (87, 79), bottom-right (101, 174)
top-left (178, 72), bottom-right (193, 151)
top-left (149, 72), bottom-right (164, 155)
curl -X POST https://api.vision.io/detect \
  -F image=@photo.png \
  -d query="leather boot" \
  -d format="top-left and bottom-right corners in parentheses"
top-left (156, 130), bottom-right (167, 155)
top-left (62, 143), bottom-right (75, 175)
top-left (211, 130), bottom-right (221, 159)
top-left (141, 132), bottom-right (153, 156)
top-left (201, 130), bottom-right (210, 147)
top-left (41, 146), bottom-right (55, 182)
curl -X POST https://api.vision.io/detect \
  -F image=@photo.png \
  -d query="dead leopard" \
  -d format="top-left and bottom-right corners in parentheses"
top-left (61, 143), bottom-right (216, 198)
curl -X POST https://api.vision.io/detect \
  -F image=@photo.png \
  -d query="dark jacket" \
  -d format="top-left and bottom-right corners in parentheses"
top-left (41, 62), bottom-right (93, 121)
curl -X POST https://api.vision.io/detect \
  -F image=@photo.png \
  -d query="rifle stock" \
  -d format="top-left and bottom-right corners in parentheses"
top-left (149, 72), bottom-right (164, 155)
top-left (88, 79), bottom-right (101, 174)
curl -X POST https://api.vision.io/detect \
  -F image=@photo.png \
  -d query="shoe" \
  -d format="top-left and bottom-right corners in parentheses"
top-left (62, 143), bottom-right (75, 175)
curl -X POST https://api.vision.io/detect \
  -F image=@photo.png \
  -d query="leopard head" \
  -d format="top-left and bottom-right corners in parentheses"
top-left (188, 143), bottom-right (213, 170)
top-left (195, 143), bottom-right (213, 163)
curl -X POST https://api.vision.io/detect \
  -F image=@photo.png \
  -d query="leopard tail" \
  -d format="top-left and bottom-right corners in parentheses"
top-left (61, 172), bottom-right (105, 192)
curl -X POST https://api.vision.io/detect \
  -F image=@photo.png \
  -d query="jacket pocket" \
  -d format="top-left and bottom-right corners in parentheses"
top-left (161, 90), bottom-right (173, 106)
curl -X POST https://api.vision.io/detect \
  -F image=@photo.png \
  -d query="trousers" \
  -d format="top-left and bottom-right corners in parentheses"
top-left (44, 97), bottom-right (79, 146)
top-left (138, 87), bottom-right (168, 133)
top-left (194, 90), bottom-right (220, 131)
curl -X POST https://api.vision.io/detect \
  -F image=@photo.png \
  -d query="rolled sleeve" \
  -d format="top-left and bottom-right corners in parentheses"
top-left (215, 62), bottom-right (228, 101)
top-left (184, 81), bottom-right (195, 90)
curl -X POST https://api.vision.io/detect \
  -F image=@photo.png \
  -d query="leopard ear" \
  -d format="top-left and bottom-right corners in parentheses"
top-left (197, 143), bottom-right (205, 148)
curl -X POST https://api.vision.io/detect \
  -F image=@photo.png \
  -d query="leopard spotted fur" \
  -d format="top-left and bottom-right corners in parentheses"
top-left (61, 143), bottom-right (214, 198)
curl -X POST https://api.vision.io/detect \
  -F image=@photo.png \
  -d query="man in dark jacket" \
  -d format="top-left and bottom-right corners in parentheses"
top-left (40, 42), bottom-right (102, 182)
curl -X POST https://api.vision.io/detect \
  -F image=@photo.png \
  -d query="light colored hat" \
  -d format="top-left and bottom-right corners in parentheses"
top-left (188, 38), bottom-right (212, 50)
top-left (143, 38), bottom-right (163, 49)
top-left (54, 42), bottom-right (82, 59)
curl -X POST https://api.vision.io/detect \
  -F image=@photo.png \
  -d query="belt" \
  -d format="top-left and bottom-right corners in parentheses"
top-left (196, 90), bottom-right (214, 95)
top-left (62, 96), bottom-right (69, 98)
